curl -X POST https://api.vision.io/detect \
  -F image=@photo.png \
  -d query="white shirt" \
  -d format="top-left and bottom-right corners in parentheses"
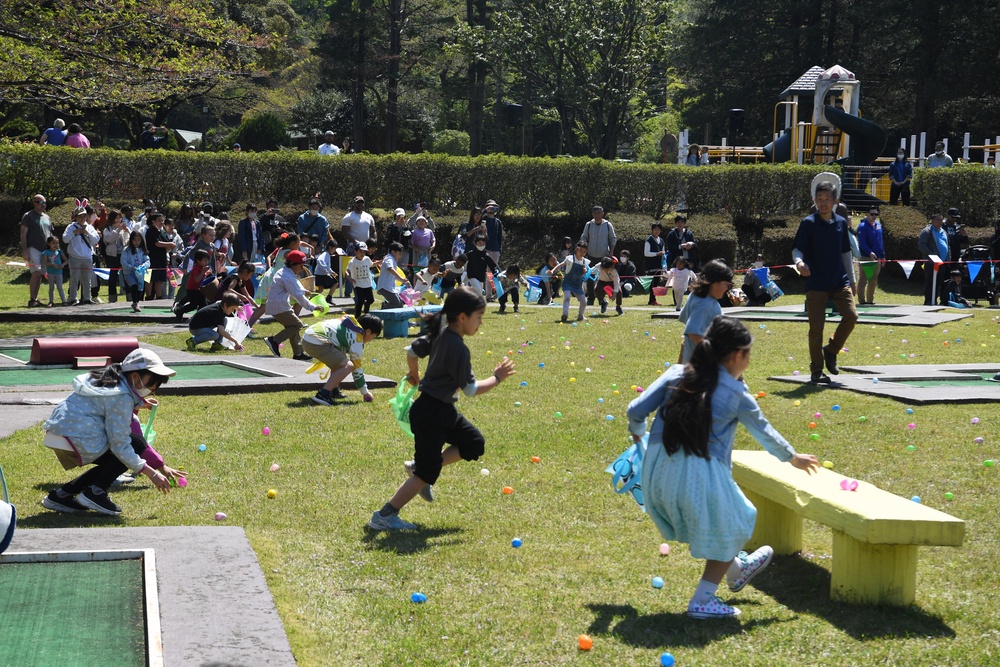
top-left (315, 251), bottom-right (334, 276)
top-left (413, 267), bottom-right (437, 294)
top-left (347, 256), bottom-right (374, 288)
top-left (265, 266), bottom-right (315, 316)
top-left (342, 211), bottom-right (375, 243)
top-left (670, 267), bottom-right (697, 293)
top-left (62, 221), bottom-right (100, 259)
top-left (318, 143), bottom-right (341, 155)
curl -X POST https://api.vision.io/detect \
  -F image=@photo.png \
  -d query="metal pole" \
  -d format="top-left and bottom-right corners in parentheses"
top-left (919, 133), bottom-right (927, 167)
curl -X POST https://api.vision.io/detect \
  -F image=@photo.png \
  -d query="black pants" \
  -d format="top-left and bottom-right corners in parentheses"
top-left (499, 289), bottom-right (520, 307)
top-left (890, 182), bottom-right (910, 206)
top-left (354, 286), bottom-right (374, 316)
top-left (646, 269), bottom-right (663, 305)
top-left (176, 289), bottom-right (206, 316)
top-left (106, 255), bottom-right (121, 302)
top-left (127, 283), bottom-right (143, 306)
top-left (585, 255), bottom-right (603, 303)
top-left (62, 433), bottom-right (147, 494)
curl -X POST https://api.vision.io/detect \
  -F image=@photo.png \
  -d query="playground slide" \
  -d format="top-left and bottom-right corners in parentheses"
top-left (823, 105), bottom-right (888, 166)
top-left (762, 132), bottom-right (792, 163)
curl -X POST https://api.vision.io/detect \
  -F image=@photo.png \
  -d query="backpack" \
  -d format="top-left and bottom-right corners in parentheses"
top-left (605, 433), bottom-right (648, 512)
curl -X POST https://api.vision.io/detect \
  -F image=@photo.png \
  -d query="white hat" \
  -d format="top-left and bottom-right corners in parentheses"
top-left (356, 241), bottom-right (368, 251)
top-left (810, 172), bottom-right (842, 200)
top-left (0, 499), bottom-right (14, 554)
top-left (394, 208), bottom-right (406, 217)
top-left (122, 348), bottom-right (176, 377)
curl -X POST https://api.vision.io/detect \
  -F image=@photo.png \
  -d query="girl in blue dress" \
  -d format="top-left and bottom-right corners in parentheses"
top-left (627, 316), bottom-right (819, 619)
top-left (677, 259), bottom-right (732, 363)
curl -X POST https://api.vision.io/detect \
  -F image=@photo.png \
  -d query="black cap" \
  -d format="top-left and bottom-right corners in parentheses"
top-left (947, 207), bottom-right (961, 218)
top-left (950, 268), bottom-right (962, 275)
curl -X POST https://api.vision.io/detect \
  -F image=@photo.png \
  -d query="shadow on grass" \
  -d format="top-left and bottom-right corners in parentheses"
top-left (585, 602), bottom-right (783, 648)
top-left (361, 525), bottom-right (464, 555)
top-left (15, 511), bottom-right (124, 528)
top-left (752, 556), bottom-right (956, 639)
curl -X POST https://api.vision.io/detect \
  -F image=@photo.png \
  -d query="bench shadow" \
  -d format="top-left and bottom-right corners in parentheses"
top-left (15, 512), bottom-right (124, 528)
top-left (585, 603), bottom-right (784, 648)
top-left (361, 525), bottom-right (464, 555)
top-left (751, 555), bottom-right (956, 639)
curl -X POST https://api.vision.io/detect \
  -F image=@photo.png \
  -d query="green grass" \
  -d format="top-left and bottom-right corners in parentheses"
top-left (1, 257), bottom-right (999, 666)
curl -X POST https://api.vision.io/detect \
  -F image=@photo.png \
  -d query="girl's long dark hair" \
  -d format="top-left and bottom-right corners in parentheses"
top-left (423, 286), bottom-right (485, 346)
top-left (89, 363), bottom-right (170, 388)
top-left (660, 316), bottom-right (752, 459)
top-left (689, 258), bottom-right (733, 297)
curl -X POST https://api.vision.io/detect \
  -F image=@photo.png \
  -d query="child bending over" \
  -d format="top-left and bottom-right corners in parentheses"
top-left (304, 313), bottom-right (382, 405)
top-left (187, 293), bottom-right (244, 352)
top-left (595, 256), bottom-right (623, 315)
top-left (497, 264), bottom-right (528, 314)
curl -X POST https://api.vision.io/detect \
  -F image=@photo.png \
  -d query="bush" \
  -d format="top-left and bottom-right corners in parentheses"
top-left (430, 130), bottom-right (470, 156)
top-left (912, 165), bottom-right (1000, 226)
top-left (225, 112), bottom-right (289, 152)
top-left (1, 119), bottom-right (39, 142)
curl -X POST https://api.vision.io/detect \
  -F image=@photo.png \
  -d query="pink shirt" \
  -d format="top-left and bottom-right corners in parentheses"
top-left (65, 133), bottom-right (91, 148)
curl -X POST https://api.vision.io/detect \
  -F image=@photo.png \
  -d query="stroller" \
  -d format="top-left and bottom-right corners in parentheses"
top-left (957, 245), bottom-right (999, 305)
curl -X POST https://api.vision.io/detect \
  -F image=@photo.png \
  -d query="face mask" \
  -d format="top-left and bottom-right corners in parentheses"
top-left (249, 213), bottom-right (257, 220)
top-left (309, 209), bottom-right (319, 216)
top-left (476, 244), bottom-right (486, 251)
top-left (897, 154), bottom-right (905, 160)
top-left (132, 377), bottom-right (153, 398)
top-left (753, 261), bottom-right (763, 268)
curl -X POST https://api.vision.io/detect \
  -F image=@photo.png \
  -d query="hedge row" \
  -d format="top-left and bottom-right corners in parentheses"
top-left (912, 165), bottom-right (1000, 226)
top-left (0, 145), bottom-right (829, 222)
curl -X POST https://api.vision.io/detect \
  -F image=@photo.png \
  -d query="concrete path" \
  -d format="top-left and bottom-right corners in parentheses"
top-left (653, 303), bottom-right (977, 327)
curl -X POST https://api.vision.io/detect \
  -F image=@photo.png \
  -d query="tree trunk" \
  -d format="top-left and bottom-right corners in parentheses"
top-left (353, 0), bottom-right (369, 151)
top-left (467, 0), bottom-right (487, 156)
top-left (386, 0), bottom-right (402, 153)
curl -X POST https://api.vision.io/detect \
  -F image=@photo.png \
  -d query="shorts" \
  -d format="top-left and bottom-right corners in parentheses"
top-left (315, 274), bottom-right (336, 289)
top-left (409, 392), bottom-right (485, 485)
top-left (302, 340), bottom-right (348, 369)
top-left (28, 247), bottom-right (43, 274)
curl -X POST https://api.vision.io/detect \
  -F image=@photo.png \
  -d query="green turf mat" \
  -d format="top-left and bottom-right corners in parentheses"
top-left (895, 374), bottom-right (997, 388)
top-left (741, 310), bottom-right (900, 321)
top-left (0, 362), bottom-right (270, 386)
top-left (0, 559), bottom-right (146, 666)
top-left (106, 307), bottom-right (175, 314)
top-left (0, 348), bottom-right (32, 362)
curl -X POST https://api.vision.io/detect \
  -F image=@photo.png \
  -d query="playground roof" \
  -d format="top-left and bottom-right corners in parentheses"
top-left (779, 66), bottom-right (825, 99)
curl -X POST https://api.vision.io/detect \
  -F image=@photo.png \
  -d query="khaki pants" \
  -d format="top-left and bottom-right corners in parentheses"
top-left (272, 310), bottom-right (304, 356)
top-left (805, 287), bottom-right (858, 374)
top-left (856, 260), bottom-right (881, 304)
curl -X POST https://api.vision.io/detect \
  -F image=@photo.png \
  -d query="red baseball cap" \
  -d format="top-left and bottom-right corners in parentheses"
top-left (286, 250), bottom-right (307, 265)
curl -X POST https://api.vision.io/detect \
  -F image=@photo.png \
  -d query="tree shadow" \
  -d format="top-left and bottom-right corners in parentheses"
top-left (585, 602), bottom-right (785, 648)
top-left (15, 512), bottom-right (124, 528)
top-left (361, 525), bottom-right (464, 555)
top-left (751, 555), bottom-right (956, 639)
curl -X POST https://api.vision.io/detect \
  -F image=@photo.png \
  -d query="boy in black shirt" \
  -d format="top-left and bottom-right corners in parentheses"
top-left (187, 293), bottom-right (243, 351)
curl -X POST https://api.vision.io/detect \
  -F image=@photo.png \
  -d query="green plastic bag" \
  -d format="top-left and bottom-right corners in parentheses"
top-left (390, 377), bottom-right (417, 439)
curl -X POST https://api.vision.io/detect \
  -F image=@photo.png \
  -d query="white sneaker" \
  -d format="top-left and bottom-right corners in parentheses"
top-left (367, 510), bottom-right (416, 531)
top-left (728, 545), bottom-right (774, 592)
top-left (687, 595), bottom-right (741, 619)
top-left (404, 460), bottom-right (434, 502)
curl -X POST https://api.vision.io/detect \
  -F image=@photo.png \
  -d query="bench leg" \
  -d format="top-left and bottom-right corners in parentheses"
top-left (830, 530), bottom-right (917, 606)
top-left (742, 488), bottom-right (802, 555)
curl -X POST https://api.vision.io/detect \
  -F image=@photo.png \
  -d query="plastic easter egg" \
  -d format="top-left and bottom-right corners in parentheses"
top-left (814, 412), bottom-right (822, 419)
top-left (971, 417), bottom-right (980, 424)
top-left (808, 422), bottom-right (817, 429)
top-left (944, 492), bottom-right (954, 501)
top-left (906, 445), bottom-right (916, 452)
top-left (832, 405), bottom-right (840, 411)
top-left (822, 460), bottom-right (834, 469)
top-left (554, 411), bottom-right (562, 418)
top-left (906, 408), bottom-right (914, 414)
top-left (198, 444), bottom-right (207, 452)
top-left (411, 592), bottom-right (427, 603)
top-left (810, 433), bottom-right (820, 441)
top-left (512, 537), bottom-right (523, 548)
top-left (793, 370), bottom-right (800, 376)
top-left (481, 468), bottom-right (490, 476)
top-left (661, 653), bottom-right (676, 667)
top-left (985, 460), bottom-right (995, 467)
top-left (262, 427), bottom-right (271, 436)
top-left (794, 400), bottom-right (801, 406)
top-left (652, 576), bottom-right (664, 589)
top-left (215, 512), bottom-right (227, 521)
top-left (520, 381), bottom-right (528, 387)
top-left (612, 390), bottom-right (620, 396)
top-left (177, 477), bottom-right (188, 487)
top-left (514, 401), bottom-right (522, 407)
top-left (858, 416), bottom-right (867, 422)
top-left (598, 398), bottom-right (605, 404)
top-left (569, 377), bottom-right (576, 383)
top-left (974, 437), bottom-right (984, 444)
top-left (531, 456), bottom-right (541, 463)
top-left (757, 391), bottom-right (766, 398)
top-left (539, 363), bottom-right (545, 368)
top-left (659, 543), bottom-right (670, 555)
top-left (270, 464), bottom-right (280, 472)
top-left (911, 496), bottom-right (921, 503)
top-left (907, 423), bottom-right (916, 429)
top-left (605, 415), bottom-right (615, 421)
top-left (502, 486), bottom-right (514, 494)
top-left (873, 377), bottom-right (879, 383)
top-left (267, 489), bottom-right (277, 499)
top-left (578, 635), bottom-right (593, 651)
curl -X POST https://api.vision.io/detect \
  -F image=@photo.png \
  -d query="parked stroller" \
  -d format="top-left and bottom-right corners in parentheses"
top-left (957, 245), bottom-right (999, 305)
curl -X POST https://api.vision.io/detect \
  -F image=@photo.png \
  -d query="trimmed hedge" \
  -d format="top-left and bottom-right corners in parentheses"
top-left (912, 165), bottom-right (1000, 226)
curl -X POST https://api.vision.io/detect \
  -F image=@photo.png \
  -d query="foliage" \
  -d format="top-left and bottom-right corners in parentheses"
top-left (429, 130), bottom-right (470, 156)
top-left (633, 112), bottom-right (681, 164)
top-left (912, 166), bottom-right (1000, 227)
top-left (0, 119), bottom-right (38, 142)
top-left (289, 90), bottom-right (351, 144)
top-left (225, 113), bottom-right (291, 152)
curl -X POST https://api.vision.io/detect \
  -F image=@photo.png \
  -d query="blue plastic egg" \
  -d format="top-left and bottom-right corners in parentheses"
top-left (652, 576), bottom-right (664, 589)
top-left (511, 538), bottom-right (523, 548)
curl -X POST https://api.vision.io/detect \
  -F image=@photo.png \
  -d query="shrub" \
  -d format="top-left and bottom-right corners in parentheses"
top-left (1, 119), bottom-right (39, 142)
top-left (430, 130), bottom-right (470, 156)
top-left (225, 112), bottom-right (289, 152)
top-left (912, 165), bottom-right (1000, 226)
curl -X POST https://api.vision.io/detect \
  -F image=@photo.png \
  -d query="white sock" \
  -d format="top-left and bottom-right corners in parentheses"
top-left (691, 579), bottom-right (718, 605)
top-left (725, 557), bottom-right (743, 583)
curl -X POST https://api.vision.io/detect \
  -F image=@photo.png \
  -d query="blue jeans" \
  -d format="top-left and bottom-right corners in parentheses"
top-left (191, 327), bottom-right (221, 345)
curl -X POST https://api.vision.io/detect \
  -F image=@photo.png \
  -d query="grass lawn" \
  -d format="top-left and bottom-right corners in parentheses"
top-left (1, 256), bottom-right (998, 666)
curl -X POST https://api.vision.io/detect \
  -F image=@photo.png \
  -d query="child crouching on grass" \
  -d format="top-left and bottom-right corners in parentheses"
top-left (303, 313), bottom-right (382, 405)
top-left (368, 287), bottom-right (515, 531)
top-left (626, 316), bottom-right (818, 618)
top-left (41, 349), bottom-right (182, 516)
top-left (187, 293), bottom-right (244, 352)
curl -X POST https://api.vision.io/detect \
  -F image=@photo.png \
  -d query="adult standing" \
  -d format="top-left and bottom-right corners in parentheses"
top-left (144, 213), bottom-right (174, 299)
top-left (918, 214), bottom-right (949, 305)
top-left (139, 123), bottom-right (170, 149)
top-left (665, 215), bottom-right (697, 270)
top-left (341, 196), bottom-right (375, 248)
top-left (192, 203), bottom-right (218, 236)
top-left (408, 202), bottom-right (436, 230)
top-left (926, 141), bottom-right (953, 168)
top-left (792, 176), bottom-right (858, 385)
top-left (643, 222), bottom-right (666, 306)
top-left (20, 194), bottom-right (54, 307)
top-left (260, 198), bottom-right (288, 253)
top-left (64, 123), bottom-right (91, 148)
top-left (39, 119), bottom-right (67, 146)
top-left (63, 206), bottom-right (100, 305)
top-left (341, 137), bottom-right (355, 154)
top-left (237, 203), bottom-right (265, 264)
top-left (318, 132), bottom-right (341, 155)
top-left (944, 207), bottom-right (967, 264)
top-left (102, 210), bottom-right (128, 303)
top-left (579, 205), bottom-right (616, 304)
top-left (856, 206), bottom-right (885, 305)
top-left (298, 198), bottom-right (331, 245)
top-left (888, 149), bottom-right (913, 206)
top-left (481, 199), bottom-right (503, 267)
top-left (684, 145), bottom-right (702, 166)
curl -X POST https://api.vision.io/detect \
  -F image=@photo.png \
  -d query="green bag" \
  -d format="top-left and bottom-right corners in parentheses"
top-left (389, 377), bottom-right (417, 439)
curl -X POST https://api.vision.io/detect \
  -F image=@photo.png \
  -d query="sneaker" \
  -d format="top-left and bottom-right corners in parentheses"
top-left (600, 302), bottom-right (607, 314)
top-left (292, 353), bottom-right (313, 361)
top-left (648, 300), bottom-right (661, 307)
top-left (111, 472), bottom-right (136, 487)
top-left (312, 390), bottom-right (334, 406)
top-left (79, 300), bottom-right (94, 306)
top-left (210, 342), bottom-right (225, 352)
top-left (687, 595), bottom-right (741, 619)
top-left (186, 337), bottom-right (197, 352)
top-left (246, 329), bottom-right (259, 339)
top-left (810, 371), bottom-right (832, 384)
top-left (513, 305), bottom-right (519, 313)
top-left (76, 486), bottom-right (122, 516)
top-left (823, 346), bottom-right (840, 375)
top-left (66, 300), bottom-right (78, 306)
top-left (728, 546), bottom-right (774, 592)
top-left (616, 305), bottom-right (623, 315)
top-left (498, 304), bottom-right (506, 314)
top-left (92, 297), bottom-right (103, 304)
top-left (404, 460), bottom-right (434, 502)
top-left (264, 336), bottom-right (280, 357)
top-left (132, 304), bottom-right (142, 313)
top-left (367, 510), bottom-right (416, 531)
top-left (329, 388), bottom-right (347, 400)
top-left (41, 490), bottom-right (89, 513)
top-left (561, 314), bottom-right (568, 323)
top-left (576, 315), bottom-right (584, 321)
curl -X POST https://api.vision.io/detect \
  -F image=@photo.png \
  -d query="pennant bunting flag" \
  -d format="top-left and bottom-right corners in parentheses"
top-left (525, 275), bottom-right (543, 288)
top-left (897, 261), bottom-right (915, 279)
top-left (637, 276), bottom-right (654, 290)
top-left (967, 261), bottom-right (983, 283)
top-left (860, 262), bottom-right (877, 281)
top-left (751, 267), bottom-right (769, 285)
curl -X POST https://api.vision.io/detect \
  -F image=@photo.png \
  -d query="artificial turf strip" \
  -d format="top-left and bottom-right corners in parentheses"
top-left (0, 559), bottom-right (146, 667)
top-left (0, 362), bottom-right (269, 386)
top-left (0, 348), bottom-right (32, 362)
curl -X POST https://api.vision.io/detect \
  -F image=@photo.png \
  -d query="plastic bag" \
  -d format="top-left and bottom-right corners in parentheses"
top-left (605, 433), bottom-right (648, 512)
top-left (451, 235), bottom-right (465, 258)
top-left (764, 280), bottom-right (783, 301)
top-left (524, 285), bottom-right (541, 303)
top-left (390, 377), bottom-right (418, 439)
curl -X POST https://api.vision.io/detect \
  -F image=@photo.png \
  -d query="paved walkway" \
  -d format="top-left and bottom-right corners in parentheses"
top-left (653, 303), bottom-right (977, 327)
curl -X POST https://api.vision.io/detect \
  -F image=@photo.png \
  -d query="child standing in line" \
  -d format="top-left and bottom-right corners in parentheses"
top-left (595, 256), bottom-right (623, 315)
top-left (368, 287), bottom-right (515, 530)
top-left (303, 313), bottom-right (382, 406)
top-left (376, 241), bottom-right (411, 309)
top-left (42, 236), bottom-right (66, 306)
top-left (40, 349), bottom-right (180, 516)
top-left (346, 242), bottom-right (375, 317)
top-left (670, 257), bottom-right (698, 311)
top-left (120, 231), bottom-right (149, 313)
top-left (464, 234), bottom-right (499, 297)
top-left (263, 250), bottom-right (317, 360)
top-left (551, 241), bottom-right (590, 322)
top-left (314, 239), bottom-right (340, 304)
top-left (213, 222), bottom-right (235, 275)
top-left (438, 255), bottom-right (468, 297)
top-left (497, 264), bottom-right (528, 314)
top-left (626, 316), bottom-right (818, 618)
top-left (186, 293), bottom-right (244, 352)
top-left (678, 259), bottom-right (733, 364)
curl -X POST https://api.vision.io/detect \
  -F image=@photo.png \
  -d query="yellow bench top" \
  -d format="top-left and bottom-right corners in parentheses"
top-left (732, 450), bottom-right (965, 547)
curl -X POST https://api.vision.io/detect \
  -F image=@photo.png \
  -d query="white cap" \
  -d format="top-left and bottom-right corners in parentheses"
top-left (394, 208), bottom-right (406, 218)
top-left (122, 348), bottom-right (176, 377)
top-left (356, 242), bottom-right (368, 251)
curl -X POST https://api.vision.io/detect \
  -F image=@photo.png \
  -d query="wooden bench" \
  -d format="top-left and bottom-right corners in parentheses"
top-left (732, 450), bottom-right (965, 606)
top-left (370, 305), bottom-right (443, 339)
